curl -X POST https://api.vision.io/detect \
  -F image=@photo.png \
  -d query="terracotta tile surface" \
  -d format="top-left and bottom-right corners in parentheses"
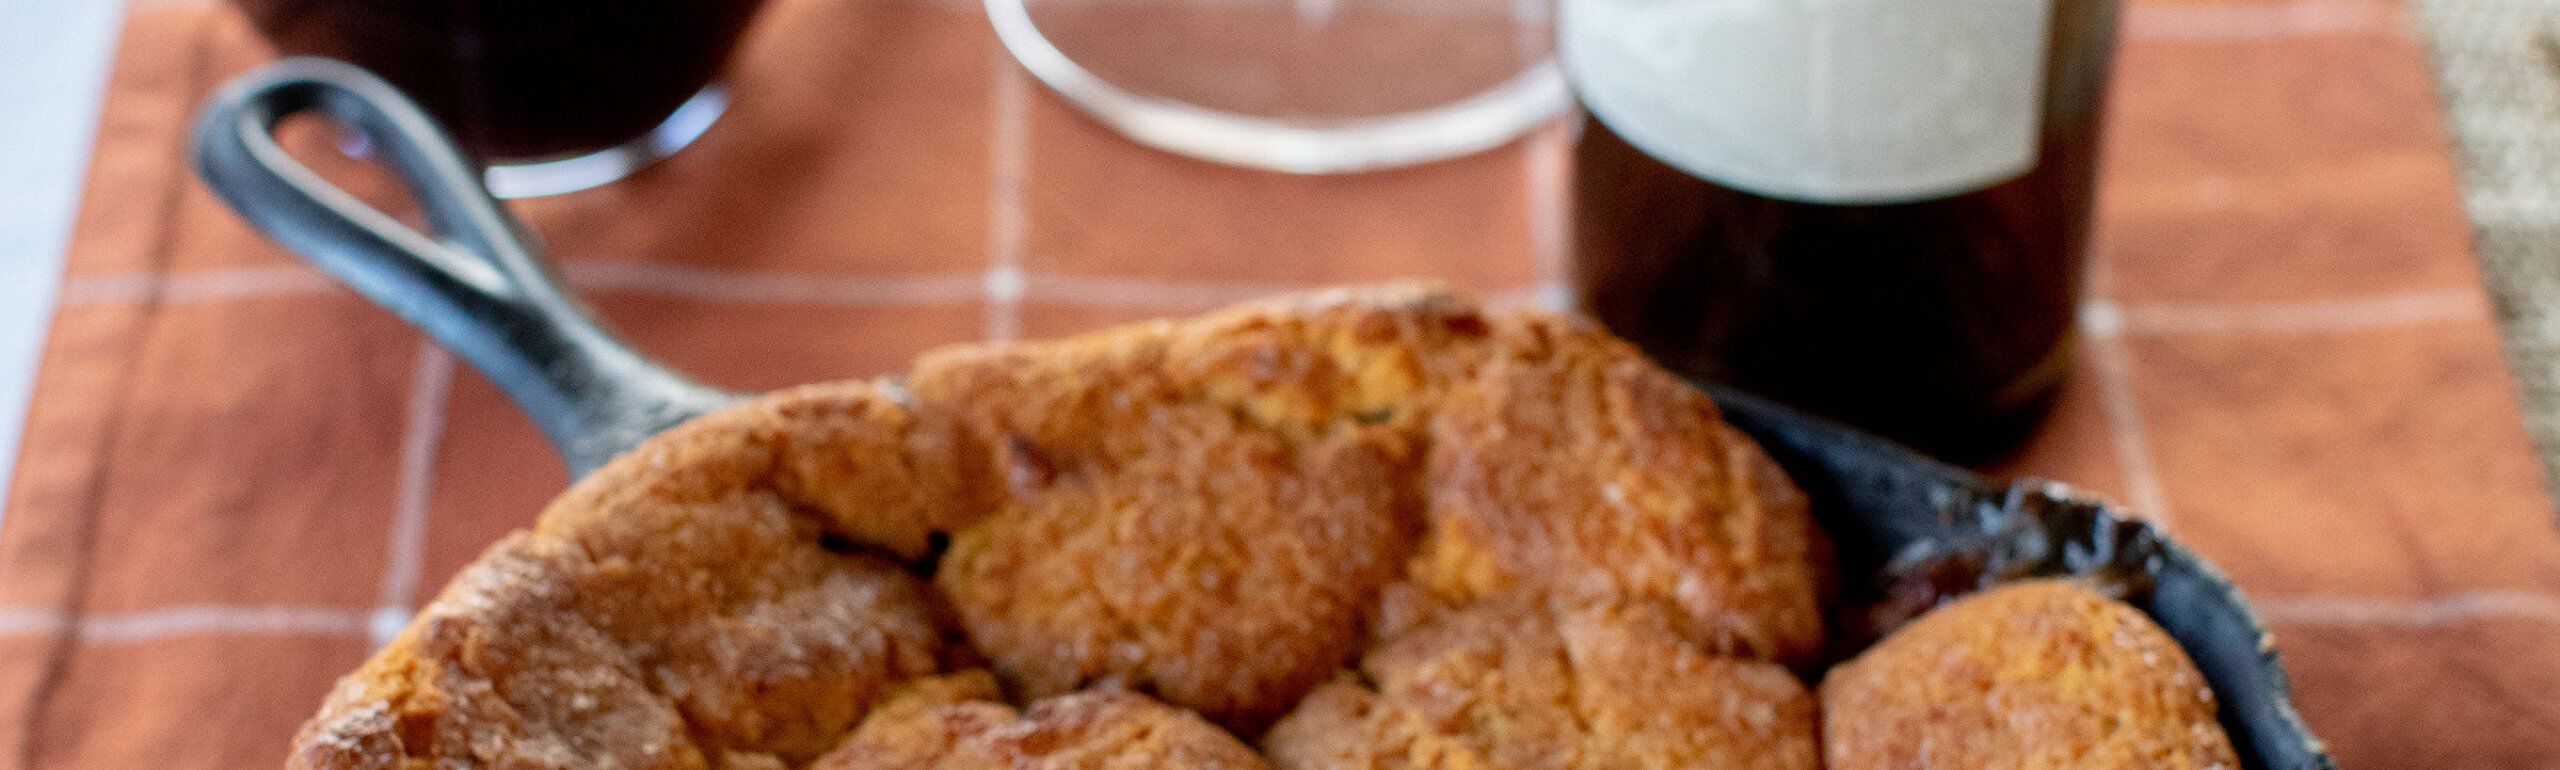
top-left (2129, 322), bottom-right (2560, 597)
top-left (75, 297), bottom-right (417, 612)
top-left (2274, 618), bottom-right (2560, 768)
top-left (53, 10), bottom-right (215, 279)
top-left (0, 304), bottom-right (147, 609)
top-left (2101, 35), bottom-right (2481, 301)
top-left (1014, 303), bottom-right (1195, 340)
top-left (0, 637), bottom-right (47, 766)
top-left (22, 637), bottom-right (369, 770)
top-left (1982, 353), bottom-right (2133, 501)
top-left (5, 0), bottom-right (2557, 768)
top-left (2108, 36), bottom-right (2450, 184)
top-left (518, 1), bottom-right (998, 277)
top-left (412, 373), bottom-right (564, 607)
top-left (588, 295), bottom-right (986, 389)
top-left (1021, 92), bottom-right (1549, 291)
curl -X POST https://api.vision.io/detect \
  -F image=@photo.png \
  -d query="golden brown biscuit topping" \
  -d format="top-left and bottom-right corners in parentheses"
top-left (288, 285), bottom-right (2232, 770)
top-left (914, 287), bottom-right (1494, 728)
top-left (814, 672), bottom-right (1267, 770)
top-left (1263, 598), bottom-right (1820, 770)
top-left (1410, 313), bottom-right (1830, 664)
top-left (1820, 579), bottom-right (2242, 770)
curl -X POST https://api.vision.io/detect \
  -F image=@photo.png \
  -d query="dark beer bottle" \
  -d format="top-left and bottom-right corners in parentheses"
top-left (1564, 0), bottom-right (2121, 461)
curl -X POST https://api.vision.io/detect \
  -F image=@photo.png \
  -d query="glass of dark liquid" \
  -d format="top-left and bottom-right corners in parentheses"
top-left (1563, 0), bottom-right (2120, 462)
top-left (232, 0), bottom-right (768, 197)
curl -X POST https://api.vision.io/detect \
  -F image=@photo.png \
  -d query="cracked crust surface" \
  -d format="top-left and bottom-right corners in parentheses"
top-left (1819, 579), bottom-right (2242, 770)
top-left (914, 287), bottom-right (1495, 729)
top-left (1261, 598), bottom-right (1820, 770)
top-left (812, 672), bottom-right (1267, 770)
top-left (917, 287), bottom-right (1828, 729)
top-left (1409, 314), bottom-right (1831, 664)
top-left (290, 383), bottom-right (959, 770)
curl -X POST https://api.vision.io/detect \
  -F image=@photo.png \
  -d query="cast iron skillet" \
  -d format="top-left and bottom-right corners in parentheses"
top-left (191, 57), bottom-right (2337, 770)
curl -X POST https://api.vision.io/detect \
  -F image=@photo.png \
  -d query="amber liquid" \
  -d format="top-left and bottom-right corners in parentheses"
top-left (234, 0), bottom-right (766, 160)
top-left (1571, 0), bottom-right (2119, 463)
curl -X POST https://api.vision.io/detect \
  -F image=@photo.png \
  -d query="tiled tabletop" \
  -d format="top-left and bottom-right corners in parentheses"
top-left (4, 0), bottom-right (2560, 768)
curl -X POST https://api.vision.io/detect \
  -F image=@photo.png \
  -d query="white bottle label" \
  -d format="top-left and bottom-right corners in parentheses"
top-left (1561, 0), bottom-right (2055, 205)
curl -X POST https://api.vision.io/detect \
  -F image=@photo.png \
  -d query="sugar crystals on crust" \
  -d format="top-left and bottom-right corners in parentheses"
top-left (1820, 579), bottom-right (2242, 770)
top-left (1410, 313), bottom-right (1831, 663)
top-left (916, 286), bottom-right (1494, 729)
top-left (1263, 598), bottom-right (1820, 770)
top-left (291, 383), bottom-right (954, 770)
top-left (286, 286), bottom-right (2225, 770)
top-left (813, 671), bottom-right (1267, 770)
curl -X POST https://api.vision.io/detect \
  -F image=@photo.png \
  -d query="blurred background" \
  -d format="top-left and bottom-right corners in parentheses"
top-left (0, 0), bottom-right (121, 529)
top-left (4, 0), bottom-right (2560, 767)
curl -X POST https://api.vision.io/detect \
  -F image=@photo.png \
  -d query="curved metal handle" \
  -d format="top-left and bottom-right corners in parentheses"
top-left (189, 57), bottom-right (737, 477)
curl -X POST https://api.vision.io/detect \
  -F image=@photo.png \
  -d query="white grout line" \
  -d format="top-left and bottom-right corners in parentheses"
top-left (2121, 0), bottom-right (2406, 41)
top-left (54, 264), bottom-right (333, 307)
top-left (54, 263), bottom-right (995, 309)
top-left (52, 264), bottom-right (1369, 314)
top-left (1020, 272), bottom-right (1323, 312)
top-left (2255, 590), bottom-right (2560, 628)
top-left (49, 265), bottom-right (2502, 339)
top-left (2104, 290), bottom-right (2490, 336)
top-left (2062, 288), bottom-right (2495, 528)
top-left (54, 267), bottom-right (304, 308)
top-left (369, 344), bottom-right (453, 648)
top-left (1523, 126), bottom-right (1575, 313)
top-left (562, 262), bottom-right (984, 307)
top-left (0, 606), bottom-right (63, 636)
top-left (9, 588), bottom-right (2559, 646)
top-left (0, 604), bottom-right (370, 644)
top-left (50, 273), bottom-right (155, 306)
top-left (982, 50), bottom-right (1032, 343)
top-left (2080, 303), bottom-right (2177, 528)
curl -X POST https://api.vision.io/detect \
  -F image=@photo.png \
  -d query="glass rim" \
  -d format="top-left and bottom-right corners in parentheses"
top-left (984, 0), bottom-right (1572, 174)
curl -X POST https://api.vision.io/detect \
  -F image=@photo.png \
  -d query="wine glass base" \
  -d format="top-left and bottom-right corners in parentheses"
top-left (482, 85), bottom-right (730, 199)
top-left (984, 0), bottom-right (1570, 175)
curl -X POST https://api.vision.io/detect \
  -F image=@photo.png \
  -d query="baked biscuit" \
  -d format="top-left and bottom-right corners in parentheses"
top-left (1820, 579), bottom-right (2241, 770)
top-left (916, 286), bottom-right (1493, 728)
top-left (291, 383), bottom-right (953, 769)
top-left (289, 286), bottom-right (2227, 770)
top-left (1263, 599), bottom-right (1820, 770)
top-left (814, 671), bottom-right (1267, 770)
top-left (1411, 313), bottom-right (1830, 663)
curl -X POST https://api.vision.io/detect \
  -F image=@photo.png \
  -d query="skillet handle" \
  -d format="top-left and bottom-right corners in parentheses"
top-left (189, 57), bottom-right (737, 478)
